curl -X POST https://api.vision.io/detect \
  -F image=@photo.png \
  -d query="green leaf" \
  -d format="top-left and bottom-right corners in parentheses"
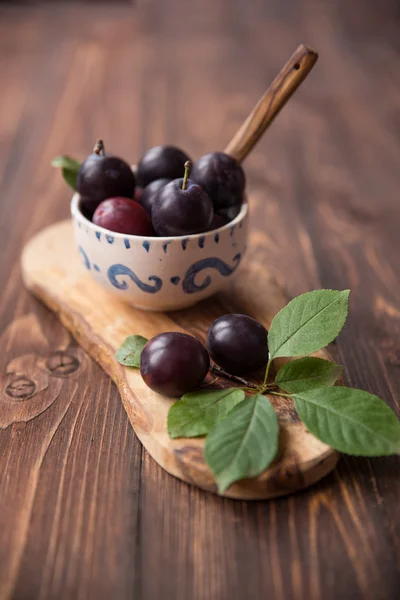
top-left (52, 155), bottom-right (81, 170)
top-left (168, 388), bottom-right (245, 439)
top-left (293, 387), bottom-right (400, 456)
top-left (268, 289), bottom-right (350, 359)
top-left (204, 394), bottom-right (279, 493)
top-left (52, 155), bottom-right (81, 191)
top-left (62, 168), bottom-right (79, 190)
top-left (115, 335), bottom-right (148, 367)
top-left (276, 357), bottom-right (342, 394)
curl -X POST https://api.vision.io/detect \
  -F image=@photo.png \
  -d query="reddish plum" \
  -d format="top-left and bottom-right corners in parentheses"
top-left (92, 197), bottom-right (153, 236)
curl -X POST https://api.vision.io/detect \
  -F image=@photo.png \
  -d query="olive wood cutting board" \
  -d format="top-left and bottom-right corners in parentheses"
top-left (21, 220), bottom-right (339, 499)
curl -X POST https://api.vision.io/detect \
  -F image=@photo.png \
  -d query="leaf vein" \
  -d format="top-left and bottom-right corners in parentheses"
top-left (273, 295), bottom-right (343, 356)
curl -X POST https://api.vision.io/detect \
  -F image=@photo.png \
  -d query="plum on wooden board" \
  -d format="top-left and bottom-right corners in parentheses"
top-left (206, 314), bottom-right (268, 375)
top-left (140, 332), bottom-right (210, 397)
top-left (92, 197), bottom-right (154, 236)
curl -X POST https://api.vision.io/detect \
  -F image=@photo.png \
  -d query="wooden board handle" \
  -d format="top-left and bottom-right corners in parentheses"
top-left (224, 44), bottom-right (318, 163)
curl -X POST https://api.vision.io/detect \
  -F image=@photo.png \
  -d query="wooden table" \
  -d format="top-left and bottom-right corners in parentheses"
top-left (1, 1), bottom-right (399, 598)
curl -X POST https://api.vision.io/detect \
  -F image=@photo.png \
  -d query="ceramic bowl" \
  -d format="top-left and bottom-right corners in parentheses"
top-left (71, 194), bottom-right (249, 311)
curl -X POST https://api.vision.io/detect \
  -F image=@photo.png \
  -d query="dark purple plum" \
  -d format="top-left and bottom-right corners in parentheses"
top-left (152, 161), bottom-right (213, 236)
top-left (92, 197), bottom-right (154, 236)
top-left (136, 145), bottom-right (191, 187)
top-left (206, 314), bottom-right (268, 375)
top-left (191, 152), bottom-right (245, 212)
top-left (140, 332), bottom-right (210, 397)
top-left (79, 196), bottom-right (99, 221)
top-left (208, 212), bottom-right (230, 231)
top-left (77, 140), bottom-right (135, 216)
top-left (217, 204), bottom-right (241, 221)
top-left (208, 204), bottom-right (242, 230)
top-left (140, 178), bottom-right (171, 216)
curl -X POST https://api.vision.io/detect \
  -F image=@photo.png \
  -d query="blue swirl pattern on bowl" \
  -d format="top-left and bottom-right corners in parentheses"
top-left (71, 194), bottom-right (248, 311)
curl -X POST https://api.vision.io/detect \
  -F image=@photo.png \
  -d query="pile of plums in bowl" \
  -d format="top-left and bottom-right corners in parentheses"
top-left (69, 140), bottom-right (249, 311)
top-left (78, 140), bottom-right (245, 235)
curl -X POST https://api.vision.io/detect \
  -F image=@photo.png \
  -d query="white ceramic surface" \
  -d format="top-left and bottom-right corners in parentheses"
top-left (71, 194), bottom-right (249, 311)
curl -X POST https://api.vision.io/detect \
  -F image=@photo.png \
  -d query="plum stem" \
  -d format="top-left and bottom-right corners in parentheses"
top-left (93, 139), bottom-right (105, 156)
top-left (263, 359), bottom-right (272, 387)
top-left (210, 364), bottom-right (259, 390)
top-left (182, 160), bottom-right (192, 190)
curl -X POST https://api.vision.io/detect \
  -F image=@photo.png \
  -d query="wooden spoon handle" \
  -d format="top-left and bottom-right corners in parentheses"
top-left (224, 44), bottom-right (318, 163)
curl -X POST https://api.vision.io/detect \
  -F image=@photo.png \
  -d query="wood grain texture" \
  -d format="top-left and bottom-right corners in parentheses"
top-left (0, 0), bottom-right (399, 598)
top-left (21, 219), bottom-right (339, 500)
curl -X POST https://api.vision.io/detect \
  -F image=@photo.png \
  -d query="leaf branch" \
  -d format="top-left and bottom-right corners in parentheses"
top-left (209, 364), bottom-right (260, 390)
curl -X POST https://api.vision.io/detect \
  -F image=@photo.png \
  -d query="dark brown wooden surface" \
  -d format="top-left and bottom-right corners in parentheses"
top-left (0, 1), bottom-right (399, 599)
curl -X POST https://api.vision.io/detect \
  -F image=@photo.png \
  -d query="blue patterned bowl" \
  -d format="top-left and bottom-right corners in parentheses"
top-left (71, 194), bottom-right (249, 311)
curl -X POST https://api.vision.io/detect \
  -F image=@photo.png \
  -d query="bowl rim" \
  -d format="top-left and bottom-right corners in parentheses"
top-left (71, 193), bottom-right (248, 243)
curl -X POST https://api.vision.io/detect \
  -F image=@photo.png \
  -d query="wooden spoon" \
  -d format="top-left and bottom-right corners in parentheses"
top-left (224, 44), bottom-right (318, 163)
